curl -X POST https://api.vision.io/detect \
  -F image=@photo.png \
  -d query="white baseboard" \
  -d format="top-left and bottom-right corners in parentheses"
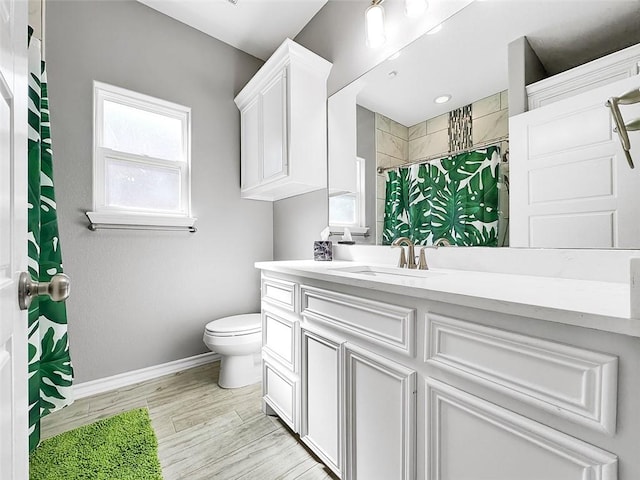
top-left (73, 352), bottom-right (221, 400)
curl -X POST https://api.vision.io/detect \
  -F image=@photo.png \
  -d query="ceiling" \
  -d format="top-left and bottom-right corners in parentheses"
top-left (137, 0), bottom-right (328, 61)
top-left (355, 0), bottom-right (640, 126)
top-left (136, 0), bottom-right (640, 126)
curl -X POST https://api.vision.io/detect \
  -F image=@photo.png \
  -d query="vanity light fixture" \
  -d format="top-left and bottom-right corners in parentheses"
top-left (365, 0), bottom-right (386, 48)
top-left (434, 94), bottom-right (452, 104)
top-left (404, 0), bottom-right (428, 18)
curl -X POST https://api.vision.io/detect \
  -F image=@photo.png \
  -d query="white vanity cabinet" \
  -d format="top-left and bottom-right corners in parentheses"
top-left (262, 274), bottom-right (418, 480)
top-left (234, 39), bottom-right (332, 201)
top-left (261, 276), bottom-right (299, 432)
top-left (258, 264), bottom-right (638, 480)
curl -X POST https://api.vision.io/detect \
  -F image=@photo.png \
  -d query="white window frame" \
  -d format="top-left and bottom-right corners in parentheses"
top-left (87, 81), bottom-right (195, 229)
top-left (328, 156), bottom-right (369, 235)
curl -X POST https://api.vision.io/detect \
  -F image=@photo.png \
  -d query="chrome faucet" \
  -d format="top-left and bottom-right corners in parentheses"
top-left (391, 237), bottom-right (417, 269)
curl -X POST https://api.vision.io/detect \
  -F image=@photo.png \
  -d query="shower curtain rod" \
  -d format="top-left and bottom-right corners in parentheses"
top-left (376, 135), bottom-right (509, 174)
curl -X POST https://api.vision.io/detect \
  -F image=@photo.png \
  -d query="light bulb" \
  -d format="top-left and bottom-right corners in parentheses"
top-left (404, 0), bottom-right (427, 18)
top-left (365, 3), bottom-right (386, 48)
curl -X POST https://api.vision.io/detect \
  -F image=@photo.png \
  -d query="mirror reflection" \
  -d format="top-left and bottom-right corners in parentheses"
top-left (328, 0), bottom-right (640, 248)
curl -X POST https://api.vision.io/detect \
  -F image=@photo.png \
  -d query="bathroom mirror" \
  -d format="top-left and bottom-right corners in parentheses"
top-left (327, 0), bottom-right (640, 248)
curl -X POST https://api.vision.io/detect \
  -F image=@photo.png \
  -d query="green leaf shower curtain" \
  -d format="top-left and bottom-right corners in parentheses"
top-left (27, 28), bottom-right (74, 452)
top-left (383, 146), bottom-right (501, 247)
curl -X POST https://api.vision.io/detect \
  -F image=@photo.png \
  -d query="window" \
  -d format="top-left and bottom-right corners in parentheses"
top-left (87, 82), bottom-right (195, 229)
top-left (328, 156), bottom-right (368, 234)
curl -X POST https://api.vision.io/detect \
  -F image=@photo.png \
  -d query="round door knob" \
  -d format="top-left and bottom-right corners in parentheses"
top-left (18, 272), bottom-right (71, 311)
top-left (47, 274), bottom-right (71, 302)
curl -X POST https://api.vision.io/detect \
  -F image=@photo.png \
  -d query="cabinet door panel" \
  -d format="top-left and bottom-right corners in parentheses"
top-left (263, 358), bottom-right (298, 432)
top-left (425, 378), bottom-right (617, 480)
top-left (240, 98), bottom-right (260, 191)
top-left (301, 328), bottom-right (342, 477)
top-left (345, 344), bottom-right (416, 480)
top-left (261, 70), bottom-right (288, 183)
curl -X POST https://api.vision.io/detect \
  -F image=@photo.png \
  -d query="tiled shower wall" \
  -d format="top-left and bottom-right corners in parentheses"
top-left (375, 113), bottom-right (409, 242)
top-left (375, 90), bottom-right (509, 243)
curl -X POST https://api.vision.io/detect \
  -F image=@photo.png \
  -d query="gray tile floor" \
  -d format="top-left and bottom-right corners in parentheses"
top-left (41, 362), bottom-right (337, 479)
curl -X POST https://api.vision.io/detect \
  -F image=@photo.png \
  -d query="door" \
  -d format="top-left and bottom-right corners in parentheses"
top-left (0, 0), bottom-right (29, 478)
top-left (344, 344), bottom-right (416, 480)
top-left (300, 327), bottom-right (342, 478)
top-left (510, 74), bottom-right (640, 248)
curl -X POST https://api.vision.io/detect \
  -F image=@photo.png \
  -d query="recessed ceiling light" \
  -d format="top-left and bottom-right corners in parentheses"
top-left (427, 24), bottom-right (442, 35)
top-left (388, 70), bottom-right (398, 78)
top-left (388, 51), bottom-right (401, 61)
top-left (434, 94), bottom-right (452, 104)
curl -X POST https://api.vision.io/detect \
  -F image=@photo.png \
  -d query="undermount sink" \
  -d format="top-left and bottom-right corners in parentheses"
top-left (331, 265), bottom-right (446, 279)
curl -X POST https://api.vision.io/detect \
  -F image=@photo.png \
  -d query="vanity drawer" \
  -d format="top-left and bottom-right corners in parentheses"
top-left (262, 276), bottom-right (297, 312)
top-left (301, 285), bottom-right (415, 357)
top-left (263, 355), bottom-right (299, 432)
top-left (262, 309), bottom-right (298, 372)
top-left (426, 313), bottom-right (618, 434)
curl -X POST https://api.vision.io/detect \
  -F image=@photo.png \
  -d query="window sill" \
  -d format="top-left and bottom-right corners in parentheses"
top-left (86, 211), bottom-right (197, 232)
top-left (328, 226), bottom-right (370, 237)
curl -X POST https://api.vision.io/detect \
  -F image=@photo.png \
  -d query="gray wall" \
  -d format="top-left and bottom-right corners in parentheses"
top-left (47, 0), bottom-right (272, 383)
top-left (357, 105), bottom-right (376, 244)
top-left (507, 37), bottom-right (547, 117)
top-left (273, 189), bottom-right (327, 260)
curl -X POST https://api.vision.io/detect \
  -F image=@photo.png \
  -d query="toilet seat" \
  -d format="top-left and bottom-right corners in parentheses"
top-left (205, 313), bottom-right (261, 337)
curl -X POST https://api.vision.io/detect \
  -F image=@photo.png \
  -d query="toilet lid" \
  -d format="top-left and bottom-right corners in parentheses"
top-left (205, 313), bottom-right (261, 336)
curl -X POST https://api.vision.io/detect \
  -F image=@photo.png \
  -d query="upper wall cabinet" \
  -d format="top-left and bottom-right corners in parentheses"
top-left (234, 39), bottom-right (332, 201)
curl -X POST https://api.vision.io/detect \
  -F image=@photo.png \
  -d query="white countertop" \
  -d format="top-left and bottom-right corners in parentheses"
top-left (256, 260), bottom-right (640, 338)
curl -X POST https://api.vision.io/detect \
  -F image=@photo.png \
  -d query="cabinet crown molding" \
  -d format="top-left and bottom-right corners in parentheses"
top-left (234, 38), bottom-right (332, 109)
top-left (527, 42), bottom-right (640, 109)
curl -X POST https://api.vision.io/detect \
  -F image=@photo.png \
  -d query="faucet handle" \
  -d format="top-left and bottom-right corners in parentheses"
top-left (392, 244), bottom-right (407, 268)
top-left (418, 248), bottom-right (428, 270)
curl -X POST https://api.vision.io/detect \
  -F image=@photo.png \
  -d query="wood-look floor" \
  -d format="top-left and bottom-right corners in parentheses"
top-left (40, 361), bottom-right (338, 480)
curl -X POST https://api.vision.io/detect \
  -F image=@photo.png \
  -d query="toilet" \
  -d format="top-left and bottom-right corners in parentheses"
top-left (203, 313), bottom-right (262, 389)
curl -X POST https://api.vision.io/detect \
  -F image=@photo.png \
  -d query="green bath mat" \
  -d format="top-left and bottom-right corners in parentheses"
top-left (29, 408), bottom-right (163, 480)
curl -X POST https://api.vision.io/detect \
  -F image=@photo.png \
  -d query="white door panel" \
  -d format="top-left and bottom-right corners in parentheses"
top-left (0, 0), bottom-right (29, 478)
top-left (510, 75), bottom-right (640, 248)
